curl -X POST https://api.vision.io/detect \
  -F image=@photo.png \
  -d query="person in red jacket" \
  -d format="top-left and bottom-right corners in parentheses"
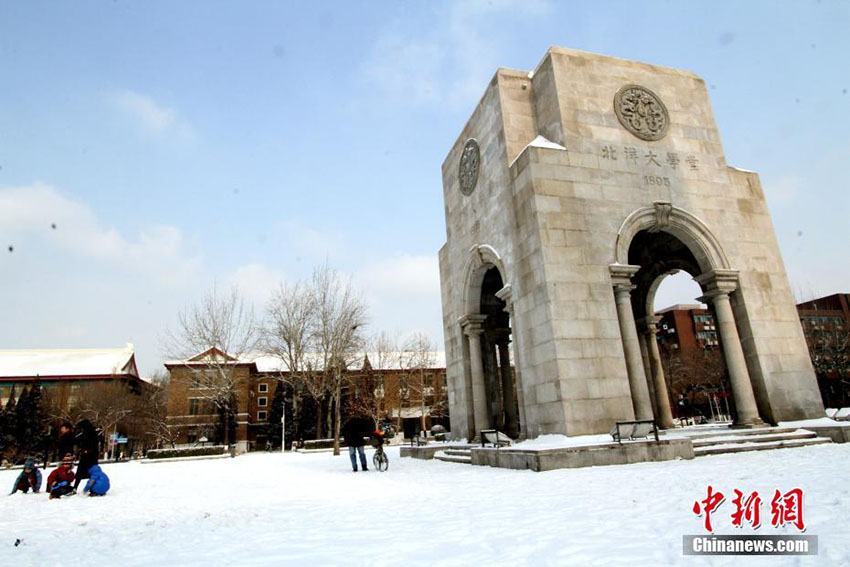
top-left (47, 455), bottom-right (76, 499)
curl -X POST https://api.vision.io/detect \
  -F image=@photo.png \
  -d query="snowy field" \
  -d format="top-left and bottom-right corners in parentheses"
top-left (2, 443), bottom-right (849, 566)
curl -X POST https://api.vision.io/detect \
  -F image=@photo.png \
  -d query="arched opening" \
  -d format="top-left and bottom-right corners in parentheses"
top-left (623, 229), bottom-right (743, 427)
top-left (478, 267), bottom-right (520, 438)
top-left (612, 203), bottom-right (765, 428)
top-left (649, 271), bottom-right (733, 426)
top-left (459, 244), bottom-right (523, 440)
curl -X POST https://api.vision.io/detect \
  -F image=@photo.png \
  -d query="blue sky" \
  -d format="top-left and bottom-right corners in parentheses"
top-left (1, 1), bottom-right (848, 377)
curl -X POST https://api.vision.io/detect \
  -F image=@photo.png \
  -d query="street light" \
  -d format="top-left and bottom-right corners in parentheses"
top-left (281, 399), bottom-right (285, 453)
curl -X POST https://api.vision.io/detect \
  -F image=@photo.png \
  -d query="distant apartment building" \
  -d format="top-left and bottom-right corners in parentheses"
top-left (654, 304), bottom-right (719, 356)
top-left (0, 344), bottom-right (146, 410)
top-left (164, 348), bottom-right (448, 452)
top-left (796, 293), bottom-right (849, 339)
top-left (796, 293), bottom-right (849, 408)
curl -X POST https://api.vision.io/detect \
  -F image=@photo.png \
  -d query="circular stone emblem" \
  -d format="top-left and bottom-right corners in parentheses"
top-left (458, 138), bottom-right (480, 196)
top-left (613, 85), bottom-right (670, 141)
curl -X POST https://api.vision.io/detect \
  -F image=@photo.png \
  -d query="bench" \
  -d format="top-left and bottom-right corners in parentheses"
top-left (609, 420), bottom-right (659, 443)
top-left (480, 429), bottom-right (513, 448)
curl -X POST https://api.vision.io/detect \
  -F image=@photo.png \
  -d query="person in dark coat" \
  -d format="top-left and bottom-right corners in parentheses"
top-left (47, 456), bottom-right (76, 499)
top-left (56, 422), bottom-right (75, 462)
top-left (343, 416), bottom-right (374, 472)
top-left (73, 419), bottom-right (99, 491)
top-left (10, 460), bottom-right (42, 494)
top-left (82, 464), bottom-right (110, 497)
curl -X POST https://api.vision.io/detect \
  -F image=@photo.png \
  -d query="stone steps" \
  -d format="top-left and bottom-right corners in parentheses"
top-left (434, 449), bottom-right (472, 465)
top-left (674, 426), bottom-right (801, 440)
top-left (691, 429), bottom-right (817, 448)
top-left (693, 433), bottom-right (832, 457)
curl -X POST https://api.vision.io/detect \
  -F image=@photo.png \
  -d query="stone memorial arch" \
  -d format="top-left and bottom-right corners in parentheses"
top-left (438, 47), bottom-right (824, 441)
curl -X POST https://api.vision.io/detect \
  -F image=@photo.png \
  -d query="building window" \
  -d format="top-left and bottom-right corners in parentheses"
top-left (189, 398), bottom-right (199, 415)
top-left (257, 411), bottom-right (268, 421)
top-left (258, 396), bottom-right (268, 407)
top-left (187, 430), bottom-right (198, 444)
top-left (258, 383), bottom-right (268, 393)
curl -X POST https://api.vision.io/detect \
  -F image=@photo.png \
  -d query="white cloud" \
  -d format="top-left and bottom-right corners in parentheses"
top-left (764, 176), bottom-right (801, 205)
top-left (109, 89), bottom-right (195, 140)
top-left (229, 263), bottom-right (285, 307)
top-left (0, 182), bottom-right (202, 287)
top-left (277, 219), bottom-right (347, 264)
top-left (363, 0), bottom-right (552, 108)
top-left (355, 254), bottom-right (443, 344)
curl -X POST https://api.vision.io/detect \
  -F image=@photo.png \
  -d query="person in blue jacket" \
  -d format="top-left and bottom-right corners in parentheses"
top-left (82, 464), bottom-right (110, 497)
top-left (10, 460), bottom-right (42, 494)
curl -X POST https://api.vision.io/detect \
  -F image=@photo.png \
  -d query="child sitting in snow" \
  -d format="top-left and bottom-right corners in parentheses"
top-left (10, 460), bottom-right (42, 494)
top-left (82, 464), bottom-right (110, 497)
top-left (47, 455), bottom-right (76, 499)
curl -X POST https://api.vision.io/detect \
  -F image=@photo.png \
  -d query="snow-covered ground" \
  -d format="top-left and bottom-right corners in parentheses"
top-left (2, 443), bottom-right (849, 566)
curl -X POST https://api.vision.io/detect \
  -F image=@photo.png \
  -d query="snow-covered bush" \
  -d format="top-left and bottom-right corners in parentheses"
top-left (146, 446), bottom-right (226, 459)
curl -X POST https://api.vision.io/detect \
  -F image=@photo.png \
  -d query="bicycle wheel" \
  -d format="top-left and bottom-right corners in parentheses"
top-left (373, 450), bottom-right (389, 472)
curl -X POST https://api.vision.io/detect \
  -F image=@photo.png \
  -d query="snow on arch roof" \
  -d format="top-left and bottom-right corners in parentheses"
top-left (0, 343), bottom-right (139, 379)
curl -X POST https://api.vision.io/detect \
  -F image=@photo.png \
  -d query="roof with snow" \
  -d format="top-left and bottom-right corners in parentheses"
top-left (0, 344), bottom-right (140, 380)
top-left (655, 304), bottom-right (707, 314)
top-left (166, 350), bottom-right (447, 373)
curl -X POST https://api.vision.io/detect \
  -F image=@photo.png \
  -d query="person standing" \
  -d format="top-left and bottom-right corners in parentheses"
top-left (342, 416), bottom-right (373, 472)
top-left (56, 422), bottom-right (75, 462)
top-left (73, 419), bottom-right (99, 492)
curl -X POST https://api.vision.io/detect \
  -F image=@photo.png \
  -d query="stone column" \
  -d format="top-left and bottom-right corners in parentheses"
top-left (496, 285), bottom-right (527, 438)
top-left (496, 333), bottom-right (518, 438)
top-left (696, 270), bottom-right (765, 427)
top-left (637, 328), bottom-right (657, 415)
top-left (641, 317), bottom-right (675, 428)
top-left (459, 314), bottom-right (489, 436)
top-left (609, 265), bottom-right (654, 421)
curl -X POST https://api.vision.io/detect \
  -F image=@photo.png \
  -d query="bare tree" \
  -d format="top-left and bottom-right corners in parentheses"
top-left (165, 286), bottom-right (259, 447)
top-left (400, 332), bottom-right (437, 433)
top-left (135, 371), bottom-right (178, 449)
top-left (312, 265), bottom-right (367, 456)
top-left (264, 281), bottom-right (318, 441)
top-left (806, 324), bottom-right (850, 407)
top-left (661, 347), bottom-right (729, 421)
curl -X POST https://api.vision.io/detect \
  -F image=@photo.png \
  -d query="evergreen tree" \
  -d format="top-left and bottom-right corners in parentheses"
top-left (0, 388), bottom-right (14, 457)
top-left (1, 386), bottom-right (19, 460)
top-left (16, 382), bottom-right (48, 458)
top-left (13, 387), bottom-right (30, 457)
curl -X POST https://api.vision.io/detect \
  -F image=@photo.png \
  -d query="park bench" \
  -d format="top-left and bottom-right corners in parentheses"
top-left (609, 420), bottom-right (659, 443)
top-left (480, 429), bottom-right (513, 448)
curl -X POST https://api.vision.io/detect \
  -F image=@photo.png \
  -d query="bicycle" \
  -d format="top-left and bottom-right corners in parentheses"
top-left (370, 432), bottom-right (389, 472)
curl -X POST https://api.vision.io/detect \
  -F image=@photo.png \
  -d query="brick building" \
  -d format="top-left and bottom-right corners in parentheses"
top-left (164, 348), bottom-right (447, 452)
top-left (797, 293), bottom-right (849, 338)
top-left (796, 293), bottom-right (849, 407)
top-left (654, 304), bottom-right (719, 356)
top-left (0, 344), bottom-right (146, 410)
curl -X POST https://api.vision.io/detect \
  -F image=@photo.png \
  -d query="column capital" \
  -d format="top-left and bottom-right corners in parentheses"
top-left (637, 315), bottom-right (660, 335)
top-left (695, 269), bottom-right (739, 293)
top-left (609, 263), bottom-right (641, 293)
top-left (458, 314), bottom-right (487, 336)
top-left (494, 284), bottom-right (512, 304)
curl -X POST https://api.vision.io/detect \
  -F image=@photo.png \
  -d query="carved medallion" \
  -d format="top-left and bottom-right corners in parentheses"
top-left (458, 138), bottom-right (480, 196)
top-left (614, 85), bottom-right (669, 141)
